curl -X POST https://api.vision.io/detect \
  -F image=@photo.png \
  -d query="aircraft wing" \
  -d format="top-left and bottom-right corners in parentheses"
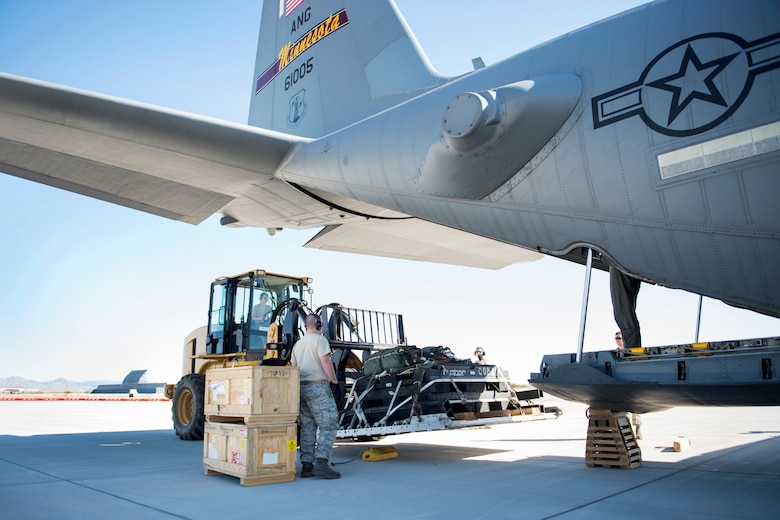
top-left (0, 72), bottom-right (541, 269)
top-left (0, 72), bottom-right (310, 226)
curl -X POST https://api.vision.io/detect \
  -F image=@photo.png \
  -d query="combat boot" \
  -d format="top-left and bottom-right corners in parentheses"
top-left (300, 462), bottom-right (313, 478)
top-left (312, 458), bottom-right (340, 479)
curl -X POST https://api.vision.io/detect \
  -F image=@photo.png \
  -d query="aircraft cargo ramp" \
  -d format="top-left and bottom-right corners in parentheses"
top-left (529, 336), bottom-right (780, 413)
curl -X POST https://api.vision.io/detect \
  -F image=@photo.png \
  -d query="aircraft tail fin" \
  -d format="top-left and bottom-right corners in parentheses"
top-left (249, 0), bottom-right (445, 137)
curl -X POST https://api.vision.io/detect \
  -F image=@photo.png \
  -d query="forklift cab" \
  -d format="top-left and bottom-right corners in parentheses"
top-left (205, 270), bottom-right (312, 359)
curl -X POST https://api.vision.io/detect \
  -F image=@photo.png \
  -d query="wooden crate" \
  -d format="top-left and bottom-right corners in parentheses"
top-left (204, 365), bottom-right (299, 417)
top-left (203, 421), bottom-right (297, 486)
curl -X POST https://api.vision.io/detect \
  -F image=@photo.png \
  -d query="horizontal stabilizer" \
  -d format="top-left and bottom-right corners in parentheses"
top-left (305, 219), bottom-right (542, 269)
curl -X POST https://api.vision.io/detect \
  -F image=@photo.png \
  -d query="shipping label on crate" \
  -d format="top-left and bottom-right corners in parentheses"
top-left (232, 379), bottom-right (250, 406)
top-left (262, 452), bottom-right (278, 465)
top-left (207, 436), bottom-right (219, 460)
top-left (230, 437), bottom-right (246, 465)
top-left (231, 451), bottom-right (244, 465)
top-left (208, 381), bottom-right (226, 403)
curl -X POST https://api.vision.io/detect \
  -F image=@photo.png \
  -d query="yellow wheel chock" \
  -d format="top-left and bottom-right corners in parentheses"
top-left (361, 446), bottom-right (398, 462)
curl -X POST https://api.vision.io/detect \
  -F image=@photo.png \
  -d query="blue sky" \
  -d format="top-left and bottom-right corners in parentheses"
top-left (1, 0), bottom-right (777, 384)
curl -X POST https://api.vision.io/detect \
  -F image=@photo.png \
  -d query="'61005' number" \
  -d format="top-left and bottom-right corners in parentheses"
top-left (285, 58), bottom-right (313, 91)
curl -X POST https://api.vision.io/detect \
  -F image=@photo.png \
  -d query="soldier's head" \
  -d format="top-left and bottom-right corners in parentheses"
top-left (306, 314), bottom-right (322, 333)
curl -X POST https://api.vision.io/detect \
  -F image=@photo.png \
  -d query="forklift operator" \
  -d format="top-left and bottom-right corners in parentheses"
top-left (252, 292), bottom-right (273, 327)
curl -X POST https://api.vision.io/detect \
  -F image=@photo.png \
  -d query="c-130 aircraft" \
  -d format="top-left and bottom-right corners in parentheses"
top-left (0, 1), bottom-right (778, 407)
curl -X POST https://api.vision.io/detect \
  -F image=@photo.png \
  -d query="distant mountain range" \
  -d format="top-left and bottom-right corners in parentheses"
top-left (0, 376), bottom-right (116, 392)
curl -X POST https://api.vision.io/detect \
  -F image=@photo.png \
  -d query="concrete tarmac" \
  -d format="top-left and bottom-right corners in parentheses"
top-left (1, 397), bottom-right (778, 519)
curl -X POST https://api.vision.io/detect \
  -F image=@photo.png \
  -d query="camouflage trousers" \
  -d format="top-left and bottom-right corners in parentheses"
top-left (298, 382), bottom-right (339, 463)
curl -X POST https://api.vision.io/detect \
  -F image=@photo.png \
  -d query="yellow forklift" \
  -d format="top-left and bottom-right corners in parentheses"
top-left (168, 269), bottom-right (312, 440)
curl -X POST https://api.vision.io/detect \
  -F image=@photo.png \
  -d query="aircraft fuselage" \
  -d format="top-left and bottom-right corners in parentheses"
top-left (280, 0), bottom-right (780, 317)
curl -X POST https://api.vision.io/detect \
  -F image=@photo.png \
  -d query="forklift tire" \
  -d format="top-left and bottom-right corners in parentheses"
top-left (172, 373), bottom-right (206, 440)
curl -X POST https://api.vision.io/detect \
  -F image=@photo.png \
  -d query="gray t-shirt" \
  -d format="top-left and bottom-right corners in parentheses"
top-left (291, 333), bottom-right (331, 382)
